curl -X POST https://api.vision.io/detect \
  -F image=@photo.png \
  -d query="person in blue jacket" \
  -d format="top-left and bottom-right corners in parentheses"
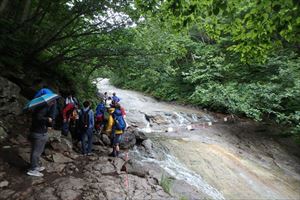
top-left (112, 92), bottom-right (120, 103)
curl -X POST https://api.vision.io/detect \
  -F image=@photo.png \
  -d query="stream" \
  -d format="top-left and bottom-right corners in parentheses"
top-left (96, 78), bottom-right (300, 200)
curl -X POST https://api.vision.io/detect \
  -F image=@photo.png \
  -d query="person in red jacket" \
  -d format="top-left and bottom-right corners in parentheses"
top-left (62, 103), bottom-right (76, 136)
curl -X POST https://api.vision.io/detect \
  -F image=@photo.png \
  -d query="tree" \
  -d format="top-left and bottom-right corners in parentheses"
top-left (135, 0), bottom-right (300, 63)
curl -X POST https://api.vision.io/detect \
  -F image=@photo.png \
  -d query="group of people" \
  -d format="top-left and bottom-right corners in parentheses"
top-left (27, 86), bottom-right (127, 177)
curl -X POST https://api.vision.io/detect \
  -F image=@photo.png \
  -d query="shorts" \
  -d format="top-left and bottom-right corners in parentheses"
top-left (113, 134), bottom-right (123, 145)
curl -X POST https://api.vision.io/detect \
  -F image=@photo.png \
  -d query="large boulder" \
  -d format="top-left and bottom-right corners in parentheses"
top-left (126, 159), bottom-right (149, 178)
top-left (52, 153), bottom-right (73, 163)
top-left (133, 130), bottom-right (148, 143)
top-left (50, 138), bottom-right (73, 153)
top-left (120, 131), bottom-right (136, 149)
top-left (0, 77), bottom-right (23, 116)
top-left (142, 139), bottom-right (153, 153)
top-left (48, 129), bottom-right (62, 142)
top-left (119, 128), bottom-right (149, 149)
top-left (0, 77), bottom-right (26, 132)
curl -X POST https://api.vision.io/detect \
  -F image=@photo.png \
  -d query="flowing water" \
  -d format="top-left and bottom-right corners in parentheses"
top-left (96, 78), bottom-right (300, 200)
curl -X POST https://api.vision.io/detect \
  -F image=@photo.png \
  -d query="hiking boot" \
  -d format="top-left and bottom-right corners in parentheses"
top-left (27, 170), bottom-right (44, 177)
top-left (35, 166), bottom-right (45, 172)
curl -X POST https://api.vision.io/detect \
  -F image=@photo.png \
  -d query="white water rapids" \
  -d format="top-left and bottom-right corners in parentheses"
top-left (96, 78), bottom-right (300, 200)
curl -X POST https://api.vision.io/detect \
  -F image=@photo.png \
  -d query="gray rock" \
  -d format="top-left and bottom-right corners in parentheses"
top-left (101, 134), bottom-right (111, 146)
top-left (142, 139), bottom-right (153, 153)
top-left (92, 135), bottom-right (104, 146)
top-left (65, 163), bottom-right (78, 174)
top-left (151, 115), bottom-right (168, 125)
top-left (52, 153), bottom-right (73, 163)
top-left (92, 145), bottom-right (111, 155)
top-left (48, 129), bottom-right (62, 142)
top-left (94, 162), bottom-right (115, 175)
top-left (147, 164), bottom-right (167, 183)
top-left (134, 130), bottom-right (148, 141)
top-left (45, 163), bottom-right (66, 173)
top-left (111, 157), bottom-right (126, 174)
top-left (0, 76), bottom-right (23, 116)
top-left (0, 189), bottom-right (15, 199)
top-left (35, 187), bottom-right (58, 200)
top-left (31, 178), bottom-right (45, 186)
top-left (18, 151), bottom-right (30, 163)
top-left (0, 180), bottom-right (9, 188)
top-left (121, 174), bottom-right (174, 200)
top-left (0, 172), bottom-right (5, 179)
top-left (67, 152), bottom-right (79, 160)
top-left (171, 179), bottom-right (208, 200)
top-left (50, 138), bottom-right (73, 153)
top-left (0, 126), bottom-right (7, 142)
top-left (126, 160), bottom-right (149, 178)
top-left (120, 131), bottom-right (136, 149)
top-left (16, 134), bottom-right (28, 144)
top-left (52, 177), bottom-right (85, 200)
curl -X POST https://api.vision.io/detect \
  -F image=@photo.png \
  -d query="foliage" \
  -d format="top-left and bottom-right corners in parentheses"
top-left (179, 196), bottom-right (188, 200)
top-left (135, 0), bottom-right (300, 63)
top-left (0, 0), bottom-right (139, 101)
top-left (160, 175), bottom-right (173, 194)
top-left (109, 17), bottom-right (300, 141)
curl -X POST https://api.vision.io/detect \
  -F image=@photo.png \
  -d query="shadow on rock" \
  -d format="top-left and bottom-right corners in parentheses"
top-left (0, 147), bottom-right (28, 172)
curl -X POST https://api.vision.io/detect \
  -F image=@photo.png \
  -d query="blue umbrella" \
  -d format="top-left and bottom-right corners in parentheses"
top-left (24, 93), bottom-right (59, 111)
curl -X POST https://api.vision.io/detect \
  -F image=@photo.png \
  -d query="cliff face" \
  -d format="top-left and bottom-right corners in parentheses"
top-left (0, 76), bottom-right (27, 141)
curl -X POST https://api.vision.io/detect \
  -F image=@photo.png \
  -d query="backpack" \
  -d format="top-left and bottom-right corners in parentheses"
top-left (96, 103), bottom-right (105, 116)
top-left (79, 108), bottom-right (91, 131)
top-left (113, 109), bottom-right (126, 130)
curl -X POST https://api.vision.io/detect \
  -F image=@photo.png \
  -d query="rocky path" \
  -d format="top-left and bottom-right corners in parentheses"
top-left (0, 129), bottom-right (174, 200)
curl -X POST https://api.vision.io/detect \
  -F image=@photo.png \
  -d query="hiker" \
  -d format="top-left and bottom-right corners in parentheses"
top-left (69, 107), bottom-right (80, 148)
top-left (110, 103), bottom-right (126, 157)
top-left (105, 96), bottom-right (113, 108)
top-left (95, 100), bottom-right (106, 134)
top-left (96, 100), bottom-right (106, 117)
top-left (103, 92), bottom-right (109, 104)
top-left (27, 99), bottom-right (57, 177)
top-left (65, 92), bottom-right (79, 106)
top-left (103, 105), bottom-right (115, 136)
top-left (79, 100), bottom-right (94, 155)
top-left (111, 100), bottom-right (126, 118)
top-left (112, 92), bottom-right (120, 103)
top-left (62, 103), bottom-right (76, 136)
